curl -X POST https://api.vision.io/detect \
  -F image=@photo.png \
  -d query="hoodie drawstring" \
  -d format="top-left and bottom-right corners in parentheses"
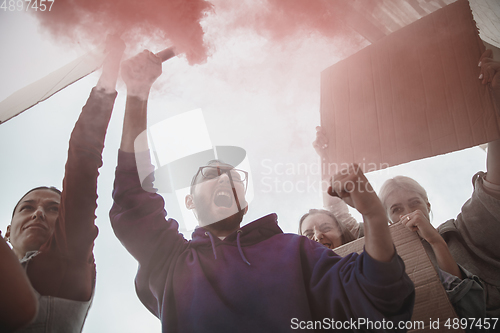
top-left (237, 230), bottom-right (251, 266)
top-left (205, 232), bottom-right (218, 260)
top-left (204, 230), bottom-right (251, 266)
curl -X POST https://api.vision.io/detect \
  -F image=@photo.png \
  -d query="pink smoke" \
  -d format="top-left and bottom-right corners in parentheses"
top-left (32, 0), bottom-right (368, 66)
top-left (254, 0), bottom-right (350, 41)
top-left (32, 0), bottom-right (214, 64)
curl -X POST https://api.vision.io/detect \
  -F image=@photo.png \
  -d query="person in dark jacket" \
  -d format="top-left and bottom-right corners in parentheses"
top-left (110, 50), bottom-right (415, 333)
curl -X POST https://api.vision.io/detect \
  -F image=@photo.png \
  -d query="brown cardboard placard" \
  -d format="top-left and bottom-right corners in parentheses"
top-left (320, 0), bottom-right (498, 171)
top-left (334, 222), bottom-right (463, 332)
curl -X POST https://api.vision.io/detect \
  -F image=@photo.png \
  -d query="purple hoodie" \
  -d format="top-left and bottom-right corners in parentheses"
top-left (110, 151), bottom-right (414, 332)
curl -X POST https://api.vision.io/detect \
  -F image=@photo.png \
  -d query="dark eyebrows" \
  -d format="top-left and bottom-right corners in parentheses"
top-left (19, 199), bottom-right (60, 207)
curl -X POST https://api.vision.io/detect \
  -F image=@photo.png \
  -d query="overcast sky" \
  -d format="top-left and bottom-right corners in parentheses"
top-left (0, 3), bottom-right (490, 332)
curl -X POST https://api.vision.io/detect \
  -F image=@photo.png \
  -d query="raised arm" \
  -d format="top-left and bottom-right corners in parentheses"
top-left (50, 36), bottom-right (125, 256)
top-left (0, 236), bottom-right (37, 332)
top-left (478, 49), bottom-right (500, 190)
top-left (110, 51), bottom-right (189, 316)
top-left (312, 126), bottom-right (330, 165)
top-left (314, 126), bottom-right (362, 238)
top-left (111, 50), bottom-right (187, 268)
top-left (96, 35), bottom-right (126, 94)
top-left (330, 165), bottom-right (394, 262)
top-left (119, 50), bottom-right (162, 153)
top-left (34, 37), bottom-right (125, 301)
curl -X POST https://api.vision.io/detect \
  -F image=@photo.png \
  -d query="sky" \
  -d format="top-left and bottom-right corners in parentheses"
top-left (0, 2), bottom-right (491, 332)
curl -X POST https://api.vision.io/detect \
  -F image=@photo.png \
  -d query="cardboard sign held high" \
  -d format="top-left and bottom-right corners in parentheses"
top-left (320, 0), bottom-right (498, 171)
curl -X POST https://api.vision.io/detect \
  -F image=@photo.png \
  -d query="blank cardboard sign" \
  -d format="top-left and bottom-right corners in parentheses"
top-left (320, 0), bottom-right (498, 171)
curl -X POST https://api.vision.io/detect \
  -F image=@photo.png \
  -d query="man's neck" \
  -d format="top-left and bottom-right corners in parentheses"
top-left (203, 223), bottom-right (240, 238)
top-left (201, 211), bottom-right (244, 238)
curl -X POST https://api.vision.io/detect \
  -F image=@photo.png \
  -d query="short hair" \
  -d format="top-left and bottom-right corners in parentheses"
top-left (298, 209), bottom-right (356, 246)
top-left (379, 176), bottom-right (429, 210)
top-left (12, 186), bottom-right (62, 218)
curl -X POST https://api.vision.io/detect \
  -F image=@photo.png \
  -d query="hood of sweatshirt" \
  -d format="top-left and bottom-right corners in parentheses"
top-left (191, 213), bottom-right (281, 246)
top-left (189, 213), bottom-right (282, 265)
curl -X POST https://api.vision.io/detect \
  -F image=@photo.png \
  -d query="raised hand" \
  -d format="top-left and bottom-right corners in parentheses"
top-left (330, 164), bottom-right (394, 262)
top-left (312, 126), bottom-right (329, 161)
top-left (479, 49), bottom-right (500, 112)
top-left (96, 35), bottom-right (126, 93)
top-left (121, 50), bottom-right (162, 100)
top-left (329, 164), bottom-right (380, 215)
top-left (399, 210), bottom-right (441, 244)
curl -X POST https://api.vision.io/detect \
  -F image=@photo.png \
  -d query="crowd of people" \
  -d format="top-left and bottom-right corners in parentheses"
top-left (1, 36), bottom-right (499, 332)
top-left (305, 49), bottom-right (500, 330)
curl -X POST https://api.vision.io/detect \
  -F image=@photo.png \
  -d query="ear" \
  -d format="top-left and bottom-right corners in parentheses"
top-left (185, 194), bottom-right (195, 210)
top-left (5, 225), bottom-right (11, 239)
top-left (427, 201), bottom-right (431, 213)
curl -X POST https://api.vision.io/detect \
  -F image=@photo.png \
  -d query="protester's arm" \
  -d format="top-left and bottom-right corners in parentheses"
top-left (110, 53), bottom-right (186, 316)
top-left (96, 35), bottom-right (125, 93)
top-left (0, 237), bottom-right (37, 332)
top-left (304, 236), bottom-right (414, 327)
top-left (55, 36), bottom-right (125, 255)
top-left (112, 50), bottom-right (185, 261)
top-left (314, 126), bottom-right (362, 237)
top-left (485, 135), bottom-right (500, 199)
top-left (110, 150), bottom-right (188, 299)
top-left (428, 51), bottom-right (500, 284)
top-left (119, 50), bottom-right (162, 153)
top-left (480, 49), bottom-right (500, 115)
top-left (479, 49), bottom-right (500, 192)
top-left (112, 50), bottom-right (169, 263)
top-left (329, 164), bottom-right (394, 262)
top-left (485, 139), bottom-right (500, 193)
top-left (312, 126), bottom-right (329, 164)
top-left (38, 37), bottom-right (125, 302)
top-left (315, 166), bottom-right (414, 324)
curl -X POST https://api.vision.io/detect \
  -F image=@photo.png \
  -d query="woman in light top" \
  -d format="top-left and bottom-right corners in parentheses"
top-left (2, 37), bottom-right (125, 332)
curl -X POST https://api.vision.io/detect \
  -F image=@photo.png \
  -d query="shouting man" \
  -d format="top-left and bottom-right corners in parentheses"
top-left (110, 50), bottom-right (415, 333)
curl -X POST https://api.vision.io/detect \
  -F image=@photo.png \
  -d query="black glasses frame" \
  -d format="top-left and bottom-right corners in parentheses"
top-left (192, 166), bottom-right (249, 193)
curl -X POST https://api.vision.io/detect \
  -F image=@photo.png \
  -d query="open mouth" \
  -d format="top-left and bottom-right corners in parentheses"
top-left (322, 242), bottom-right (332, 249)
top-left (214, 191), bottom-right (233, 208)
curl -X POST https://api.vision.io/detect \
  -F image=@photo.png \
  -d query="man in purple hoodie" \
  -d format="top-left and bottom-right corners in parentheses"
top-left (110, 50), bottom-right (415, 333)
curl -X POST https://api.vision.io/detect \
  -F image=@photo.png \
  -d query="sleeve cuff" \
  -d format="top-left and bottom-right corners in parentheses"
top-left (91, 87), bottom-right (118, 105)
top-left (117, 149), bottom-right (139, 171)
top-left (117, 149), bottom-right (156, 192)
top-left (117, 148), bottom-right (153, 170)
top-left (362, 247), bottom-right (405, 285)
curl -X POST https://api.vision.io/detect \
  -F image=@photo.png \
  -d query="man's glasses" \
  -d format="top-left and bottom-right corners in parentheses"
top-left (193, 166), bottom-right (248, 192)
